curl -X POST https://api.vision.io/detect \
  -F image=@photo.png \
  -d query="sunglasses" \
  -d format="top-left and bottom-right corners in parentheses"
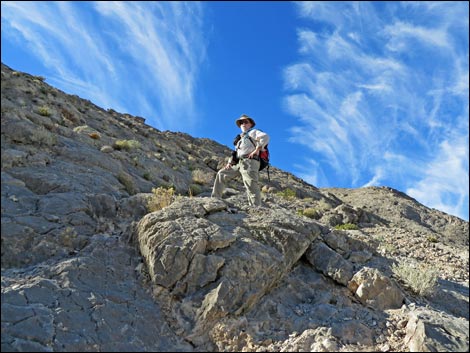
top-left (239, 120), bottom-right (250, 125)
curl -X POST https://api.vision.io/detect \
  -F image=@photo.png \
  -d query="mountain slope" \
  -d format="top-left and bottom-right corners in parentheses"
top-left (1, 63), bottom-right (468, 352)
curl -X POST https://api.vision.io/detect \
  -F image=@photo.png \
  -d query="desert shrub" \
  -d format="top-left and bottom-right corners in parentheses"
top-left (147, 186), bottom-right (175, 212)
top-left (31, 126), bottom-right (57, 146)
top-left (113, 139), bottom-right (141, 151)
top-left (391, 260), bottom-right (438, 297)
top-left (61, 108), bottom-right (78, 122)
top-left (276, 188), bottom-right (297, 199)
top-left (192, 169), bottom-right (213, 185)
top-left (299, 207), bottom-right (321, 219)
top-left (88, 132), bottom-right (101, 139)
top-left (58, 227), bottom-right (77, 247)
top-left (37, 105), bottom-right (51, 116)
top-left (334, 223), bottom-right (359, 230)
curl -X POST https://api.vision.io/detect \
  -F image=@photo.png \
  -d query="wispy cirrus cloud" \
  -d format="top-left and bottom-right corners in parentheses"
top-left (1, 1), bottom-right (207, 131)
top-left (285, 1), bottom-right (469, 220)
top-left (407, 135), bottom-right (469, 219)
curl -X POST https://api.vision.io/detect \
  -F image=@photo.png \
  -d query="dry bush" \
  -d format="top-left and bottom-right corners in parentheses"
top-left (31, 126), bottom-right (57, 146)
top-left (88, 132), bottom-right (101, 139)
top-left (147, 187), bottom-right (175, 212)
top-left (37, 105), bottom-right (51, 116)
top-left (192, 169), bottom-right (213, 185)
top-left (299, 207), bottom-right (321, 219)
top-left (113, 139), bottom-right (141, 151)
top-left (391, 260), bottom-right (438, 297)
top-left (276, 188), bottom-right (297, 199)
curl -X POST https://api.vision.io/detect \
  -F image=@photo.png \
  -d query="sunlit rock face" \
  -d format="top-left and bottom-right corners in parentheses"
top-left (2, 63), bottom-right (468, 352)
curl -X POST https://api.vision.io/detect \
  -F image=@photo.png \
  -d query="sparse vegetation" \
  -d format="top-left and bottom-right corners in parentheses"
top-left (88, 132), bottom-right (101, 139)
top-left (298, 207), bottom-right (321, 219)
top-left (61, 108), bottom-right (79, 124)
top-left (391, 260), bottom-right (439, 297)
top-left (31, 126), bottom-right (57, 146)
top-left (147, 186), bottom-right (175, 212)
top-left (58, 227), bottom-right (77, 248)
top-left (192, 169), bottom-right (213, 185)
top-left (113, 139), bottom-right (141, 151)
top-left (188, 184), bottom-right (202, 196)
top-left (37, 105), bottom-right (51, 116)
top-left (276, 188), bottom-right (297, 199)
top-left (334, 223), bottom-right (359, 230)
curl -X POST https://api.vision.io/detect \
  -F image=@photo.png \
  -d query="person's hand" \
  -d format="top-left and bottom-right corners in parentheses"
top-left (223, 162), bottom-right (233, 170)
top-left (248, 148), bottom-right (260, 159)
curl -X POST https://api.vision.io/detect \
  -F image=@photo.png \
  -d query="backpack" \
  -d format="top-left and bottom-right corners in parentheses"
top-left (258, 145), bottom-right (270, 171)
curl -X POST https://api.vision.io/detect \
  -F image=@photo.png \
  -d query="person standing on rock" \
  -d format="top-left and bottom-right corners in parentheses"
top-left (211, 114), bottom-right (270, 206)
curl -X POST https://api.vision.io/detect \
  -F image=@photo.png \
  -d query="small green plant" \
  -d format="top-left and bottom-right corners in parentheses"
top-left (334, 223), bottom-right (359, 230)
top-left (299, 207), bottom-right (321, 219)
top-left (147, 186), bottom-right (175, 212)
top-left (37, 105), bottom-right (51, 116)
top-left (113, 139), bottom-right (141, 151)
top-left (391, 260), bottom-right (438, 297)
top-left (427, 235), bottom-right (438, 243)
top-left (276, 188), bottom-right (297, 199)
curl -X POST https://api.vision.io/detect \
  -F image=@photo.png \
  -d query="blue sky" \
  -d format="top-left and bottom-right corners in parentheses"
top-left (2, 1), bottom-right (469, 221)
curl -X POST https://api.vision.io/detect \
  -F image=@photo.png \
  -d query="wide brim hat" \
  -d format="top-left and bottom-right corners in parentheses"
top-left (235, 115), bottom-right (256, 127)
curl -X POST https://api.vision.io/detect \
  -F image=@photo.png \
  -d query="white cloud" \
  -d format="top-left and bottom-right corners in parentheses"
top-left (357, 82), bottom-right (392, 93)
top-left (297, 29), bottom-right (318, 54)
top-left (384, 21), bottom-right (450, 51)
top-left (1, 1), bottom-right (207, 131)
top-left (407, 137), bottom-right (469, 220)
top-left (362, 167), bottom-right (384, 188)
top-left (286, 1), bottom-right (469, 219)
top-left (294, 159), bottom-right (320, 187)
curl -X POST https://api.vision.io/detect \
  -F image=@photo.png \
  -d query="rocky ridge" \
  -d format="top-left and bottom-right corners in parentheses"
top-left (1, 63), bottom-right (468, 352)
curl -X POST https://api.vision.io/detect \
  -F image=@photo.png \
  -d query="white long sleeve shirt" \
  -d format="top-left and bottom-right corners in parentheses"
top-left (236, 129), bottom-right (270, 158)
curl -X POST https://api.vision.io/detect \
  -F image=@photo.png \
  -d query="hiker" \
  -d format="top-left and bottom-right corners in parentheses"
top-left (211, 114), bottom-right (270, 206)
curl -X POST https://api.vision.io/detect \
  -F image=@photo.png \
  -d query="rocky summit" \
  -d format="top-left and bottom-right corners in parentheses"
top-left (1, 62), bottom-right (468, 352)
